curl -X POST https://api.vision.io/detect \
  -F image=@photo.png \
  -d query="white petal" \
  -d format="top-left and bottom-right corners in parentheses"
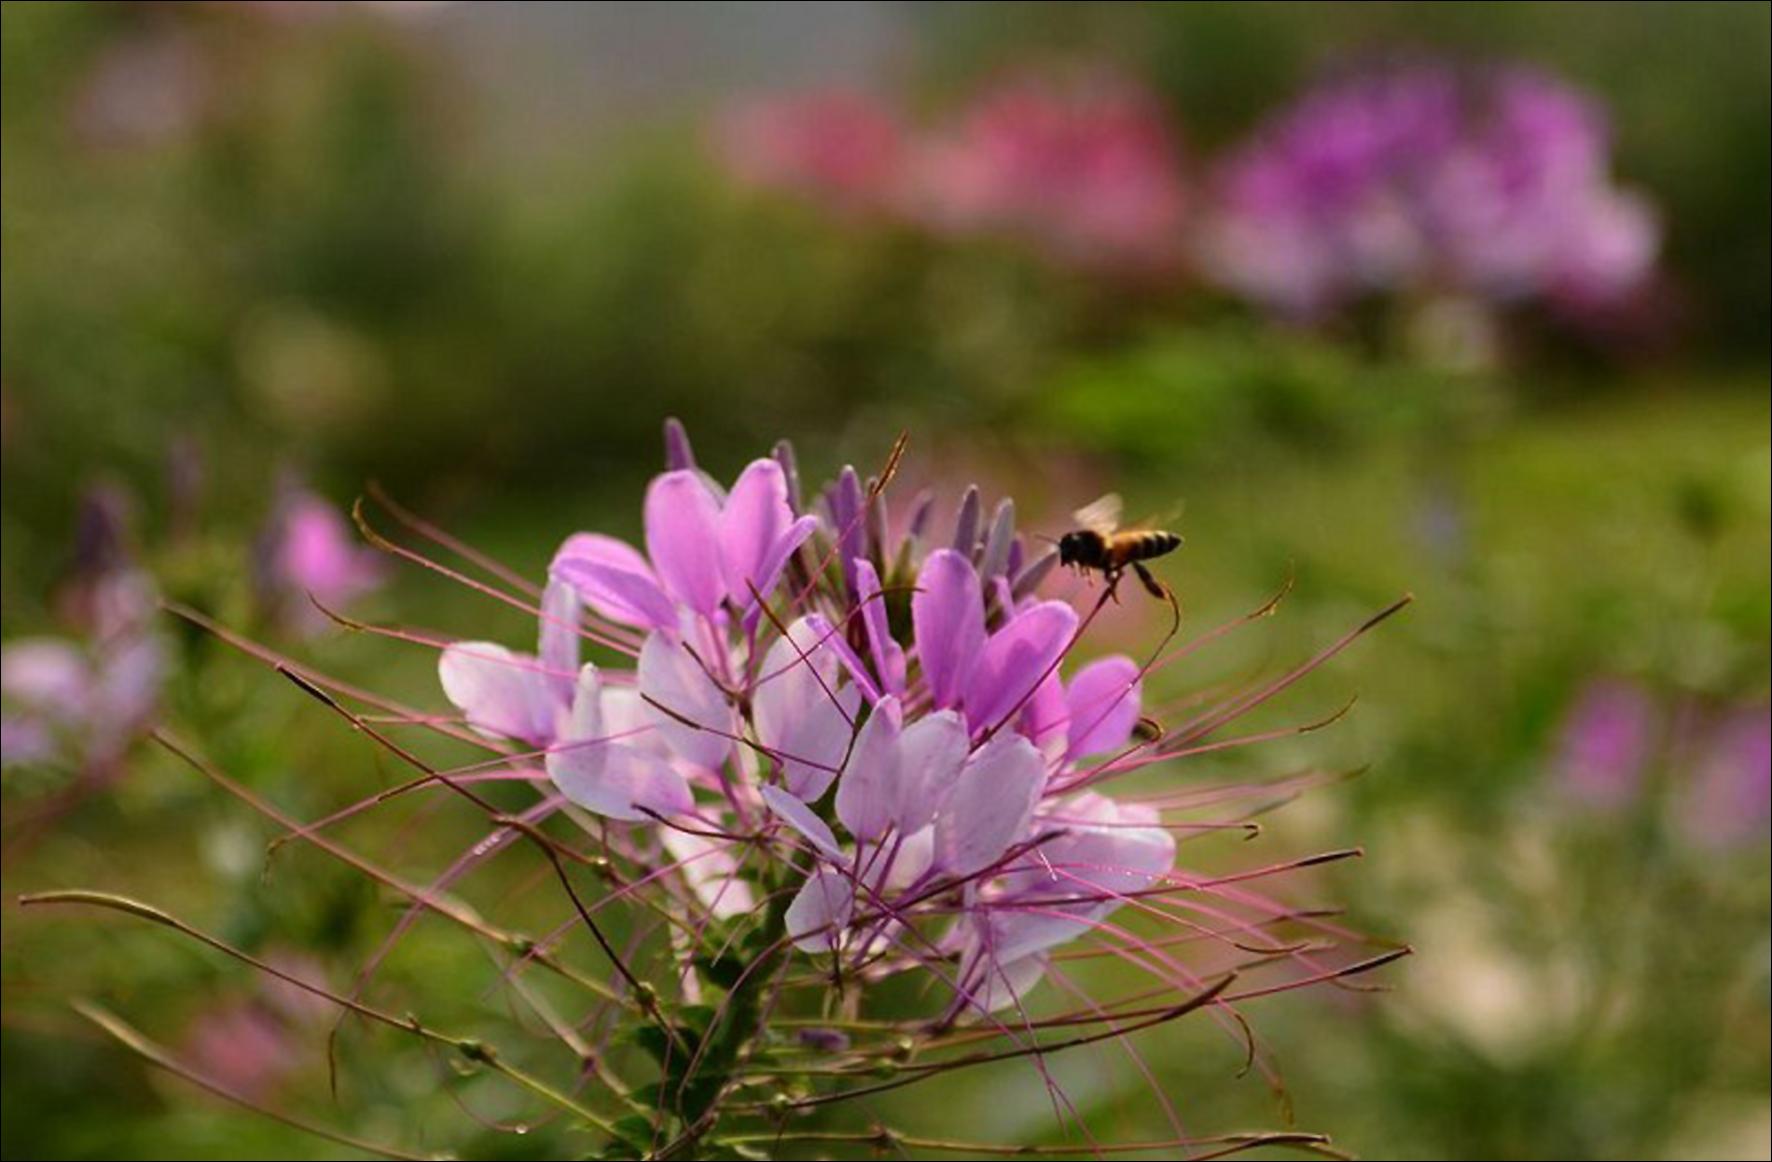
top-left (785, 867), bottom-right (855, 953)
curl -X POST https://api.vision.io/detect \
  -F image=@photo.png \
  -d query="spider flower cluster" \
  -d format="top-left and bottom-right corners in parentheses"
top-left (441, 433), bottom-right (1180, 1020)
top-left (385, 421), bottom-right (1404, 1154)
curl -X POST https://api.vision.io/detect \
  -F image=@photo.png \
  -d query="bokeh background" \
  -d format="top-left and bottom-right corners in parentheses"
top-left (2, 3), bottom-right (1767, 1159)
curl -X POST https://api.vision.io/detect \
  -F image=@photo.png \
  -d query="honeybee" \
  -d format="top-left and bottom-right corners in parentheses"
top-left (1057, 493), bottom-right (1182, 601)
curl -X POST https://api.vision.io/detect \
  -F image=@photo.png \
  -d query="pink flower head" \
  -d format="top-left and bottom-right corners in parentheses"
top-left (257, 484), bottom-right (386, 633)
top-left (430, 419), bottom-right (1397, 1031)
top-left (715, 88), bottom-right (908, 216)
top-left (912, 70), bottom-right (1189, 274)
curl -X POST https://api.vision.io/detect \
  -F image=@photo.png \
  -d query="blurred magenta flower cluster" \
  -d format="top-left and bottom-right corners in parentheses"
top-left (716, 69), bottom-right (1189, 275)
top-left (1555, 678), bottom-right (1770, 850)
top-left (1, 487), bottom-right (163, 780)
top-left (1201, 64), bottom-right (1660, 319)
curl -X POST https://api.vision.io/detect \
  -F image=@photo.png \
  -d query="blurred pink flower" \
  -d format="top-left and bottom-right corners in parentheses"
top-left (257, 485), bottom-right (386, 633)
top-left (1554, 678), bottom-right (1656, 811)
top-left (182, 951), bottom-right (331, 1101)
top-left (1677, 707), bottom-right (1771, 850)
top-left (910, 71), bottom-right (1189, 273)
top-left (69, 28), bottom-right (210, 152)
top-left (183, 1001), bottom-right (302, 1102)
top-left (715, 89), bottom-right (909, 216)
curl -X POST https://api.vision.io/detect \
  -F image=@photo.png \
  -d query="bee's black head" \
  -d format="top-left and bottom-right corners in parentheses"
top-left (1057, 530), bottom-right (1096, 567)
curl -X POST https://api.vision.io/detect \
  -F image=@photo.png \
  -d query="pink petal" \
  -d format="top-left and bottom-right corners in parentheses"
top-left (1064, 655), bottom-right (1142, 759)
top-left (1019, 671), bottom-right (1070, 758)
top-left (912, 549), bottom-right (985, 711)
top-left (806, 612), bottom-right (882, 705)
top-left (637, 631), bottom-right (736, 771)
top-left (762, 784), bottom-right (844, 860)
top-left (718, 459), bottom-right (794, 605)
top-left (785, 867), bottom-right (855, 953)
top-left (747, 515), bottom-right (819, 612)
top-left (545, 664), bottom-right (693, 822)
top-left (990, 793), bottom-right (1174, 961)
top-left (964, 600), bottom-right (1077, 734)
top-left (645, 471), bottom-right (727, 616)
top-left (1, 639), bottom-right (91, 714)
top-left (438, 642), bottom-right (556, 745)
top-left (550, 534), bottom-right (675, 630)
top-left (935, 732), bottom-right (1046, 877)
top-left (537, 577), bottom-right (582, 705)
top-left (752, 618), bottom-right (858, 801)
top-left (836, 695), bottom-right (901, 842)
top-left (853, 558), bottom-right (906, 695)
top-left (892, 709), bottom-right (968, 832)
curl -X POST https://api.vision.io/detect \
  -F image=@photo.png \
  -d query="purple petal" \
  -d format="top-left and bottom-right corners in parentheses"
top-left (805, 612), bottom-right (881, 705)
top-left (1064, 656), bottom-right (1143, 759)
top-left (719, 459), bottom-right (796, 606)
top-left (960, 949), bottom-right (1049, 1014)
top-left (772, 439), bottom-right (802, 511)
top-left (892, 709), bottom-right (969, 832)
top-left (752, 618), bottom-right (859, 801)
top-left (912, 549), bottom-right (985, 711)
top-left (853, 558), bottom-right (906, 695)
top-left (964, 601), bottom-right (1078, 735)
top-left (748, 515), bottom-right (818, 611)
top-left (637, 631), bottom-right (736, 770)
top-left (1019, 672), bottom-right (1069, 757)
top-left (935, 732), bottom-right (1046, 877)
top-left (663, 417), bottom-right (697, 471)
top-left (551, 534), bottom-right (675, 630)
top-left (836, 695), bottom-right (901, 842)
top-left (95, 634), bottom-right (162, 730)
top-left (1, 716), bottom-right (55, 768)
top-left (978, 498), bottom-right (1015, 578)
top-left (833, 467), bottom-right (866, 594)
top-left (438, 642), bottom-right (557, 745)
top-left (786, 867), bottom-right (855, 953)
top-left (645, 470), bottom-right (727, 616)
top-left (951, 485), bottom-right (981, 555)
top-left (762, 784), bottom-right (844, 860)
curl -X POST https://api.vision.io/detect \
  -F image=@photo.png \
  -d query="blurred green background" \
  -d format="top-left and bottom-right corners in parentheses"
top-left (2, 3), bottom-right (1767, 1160)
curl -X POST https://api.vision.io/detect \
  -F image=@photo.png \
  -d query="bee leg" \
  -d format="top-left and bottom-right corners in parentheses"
top-left (1105, 566), bottom-right (1123, 604)
top-left (1133, 561), bottom-right (1169, 602)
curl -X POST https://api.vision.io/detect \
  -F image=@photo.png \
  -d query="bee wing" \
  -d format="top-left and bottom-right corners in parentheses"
top-left (1135, 497), bottom-right (1187, 532)
top-left (1071, 492), bottom-right (1123, 535)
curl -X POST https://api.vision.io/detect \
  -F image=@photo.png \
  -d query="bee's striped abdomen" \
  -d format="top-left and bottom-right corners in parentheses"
top-left (1112, 530), bottom-right (1182, 565)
